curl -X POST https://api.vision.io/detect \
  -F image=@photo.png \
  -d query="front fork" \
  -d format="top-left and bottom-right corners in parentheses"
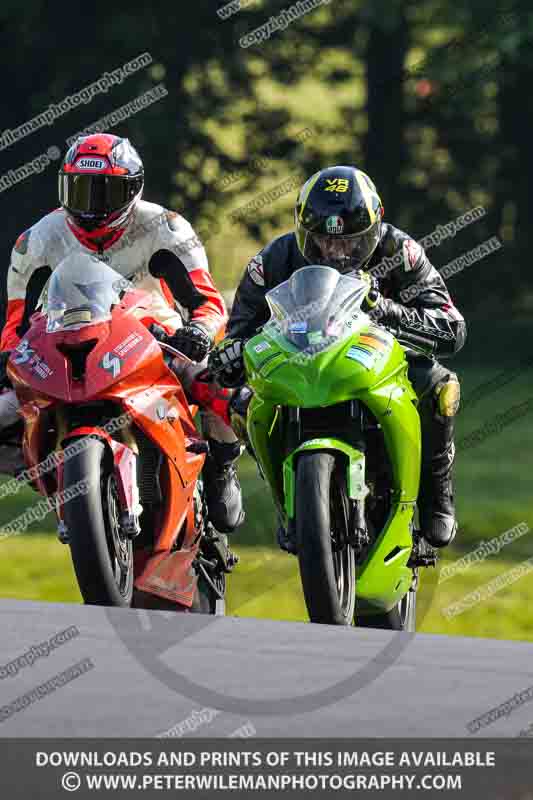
top-left (56, 425), bottom-right (143, 543)
top-left (281, 411), bottom-right (417, 613)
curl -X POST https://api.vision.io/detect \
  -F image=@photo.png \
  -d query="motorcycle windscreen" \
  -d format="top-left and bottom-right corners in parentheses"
top-left (264, 265), bottom-right (368, 360)
top-left (42, 252), bottom-right (135, 333)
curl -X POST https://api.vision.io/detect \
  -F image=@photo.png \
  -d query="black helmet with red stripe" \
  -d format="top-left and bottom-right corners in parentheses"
top-left (295, 166), bottom-right (384, 273)
top-left (58, 133), bottom-right (144, 250)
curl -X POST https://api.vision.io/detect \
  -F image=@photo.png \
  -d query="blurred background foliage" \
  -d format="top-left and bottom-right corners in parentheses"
top-left (0, 0), bottom-right (531, 306)
top-left (0, 0), bottom-right (532, 637)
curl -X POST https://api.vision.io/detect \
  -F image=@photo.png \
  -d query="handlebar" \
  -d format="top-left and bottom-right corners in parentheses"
top-left (157, 339), bottom-right (214, 384)
top-left (384, 326), bottom-right (436, 355)
top-left (157, 340), bottom-right (194, 363)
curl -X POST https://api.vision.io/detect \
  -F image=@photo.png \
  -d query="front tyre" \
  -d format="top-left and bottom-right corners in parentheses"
top-left (295, 452), bottom-right (356, 625)
top-left (357, 587), bottom-right (417, 631)
top-left (63, 437), bottom-right (134, 607)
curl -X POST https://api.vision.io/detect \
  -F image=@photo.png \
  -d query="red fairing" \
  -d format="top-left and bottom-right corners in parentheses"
top-left (1, 298), bottom-right (24, 351)
top-left (188, 268), bottom-right (228, 341)
top-left (7, 283), bottom-right (210, 608)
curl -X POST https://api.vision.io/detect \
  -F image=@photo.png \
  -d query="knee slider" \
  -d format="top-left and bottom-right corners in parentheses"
top-left (435, 374), bottom-right (460, 417)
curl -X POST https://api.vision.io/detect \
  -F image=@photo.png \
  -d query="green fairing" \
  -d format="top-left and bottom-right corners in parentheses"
top-left (243, 267), bottom-right (422, 614)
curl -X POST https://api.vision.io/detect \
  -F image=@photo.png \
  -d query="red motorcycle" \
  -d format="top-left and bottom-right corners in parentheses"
top-left (6, 252), bottom-right (237, 611)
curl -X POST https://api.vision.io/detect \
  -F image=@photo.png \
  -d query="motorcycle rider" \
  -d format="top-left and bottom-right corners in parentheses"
top-left (209, 165), bottom-right (466, 548)
top-left (0, 133), bottom-right (244, 533)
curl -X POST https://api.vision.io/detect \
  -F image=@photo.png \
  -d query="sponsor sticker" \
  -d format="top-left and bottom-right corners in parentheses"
top-left (30, 358), bottom-right (53, 380)
top-left (324, 178), bottom-right (350, 193)
top-left (99, 352), bottom-right (122, 378)
top-left (63, 309), bottom-right (92, 326)
top-left (358, 333), bottom-right (388, 351)
top-left (99, 333), bottom-right (144, 378)
top-left (12, 341), bottom-right (53, 379)
top-left (288, 321), bottom-right (308, 334)
top-left (13, 340), bottom-right (33, 364)
top-left (113, 332), bottom-right (144, 358)
top-left (346, 345), bottom-right (375, 369)
top-left (74, 157), bottom-right (107, 171)
top-left (326, 215), bottom-right (344, 234)
top-left (254, 341), bottom-right (271, 354)
top-left (247, 254), bottom-right (264, 286)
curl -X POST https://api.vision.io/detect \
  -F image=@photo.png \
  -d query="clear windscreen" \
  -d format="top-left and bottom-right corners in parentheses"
top-left (42, 253), bottom-right (134, 333)
top-left (264, 265), bottom-right (369, 358)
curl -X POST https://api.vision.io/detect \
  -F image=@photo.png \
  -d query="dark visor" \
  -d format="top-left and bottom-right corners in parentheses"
top-left (58, 173), bottom-right (140, 216)
top-left (311, 229), bottom-right (379, 259)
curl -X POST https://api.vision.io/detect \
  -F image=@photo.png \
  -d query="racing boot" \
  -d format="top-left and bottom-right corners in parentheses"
top-left (203, 439), bottom-right (245, 533)
top-left (418, 414), bottom-right (458, 548)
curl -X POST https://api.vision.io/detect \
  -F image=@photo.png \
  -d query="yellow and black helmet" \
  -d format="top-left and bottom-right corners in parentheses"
top-left (295, 166), bottom-right (383, 273)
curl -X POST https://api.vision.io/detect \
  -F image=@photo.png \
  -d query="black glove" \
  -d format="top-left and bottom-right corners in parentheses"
top-left (0, 351), bottom-right (11, 389)
top-left (167, 324), bottom-right (212, 362)
top-left (148, 323), bottom-right (169, 343)
top-left (207, 338), bottom-right (245, 388)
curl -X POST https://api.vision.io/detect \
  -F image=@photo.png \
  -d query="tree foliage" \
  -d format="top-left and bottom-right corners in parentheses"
top-left (0, 0), bottom-right (531, 313)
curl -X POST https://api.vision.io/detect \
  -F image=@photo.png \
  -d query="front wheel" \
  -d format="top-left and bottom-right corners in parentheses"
top-left (63, 437), bottom-right (134, 607)
top-left (357, 587), bottom-right (417, 631)
top-left (295, 452), bottom-right (356, 625)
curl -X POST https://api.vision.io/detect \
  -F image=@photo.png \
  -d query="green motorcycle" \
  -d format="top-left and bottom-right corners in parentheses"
top-left (242, 265), bottom-right (437, 630)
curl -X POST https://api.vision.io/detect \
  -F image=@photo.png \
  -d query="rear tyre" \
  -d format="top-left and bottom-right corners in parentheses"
top-left (357, 586), bottom-right (417, 631)
top-left (63, 438), bottom-right (134, 607)
top-left (295, 452), bottom-right (356, 625)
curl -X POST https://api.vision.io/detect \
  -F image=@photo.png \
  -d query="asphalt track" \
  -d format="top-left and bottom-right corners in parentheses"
top-left (1, 599), bottom-right (532, 738)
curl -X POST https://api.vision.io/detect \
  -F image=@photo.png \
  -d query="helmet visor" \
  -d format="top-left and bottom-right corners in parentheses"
top-left (297, 220), bottom-right (381, 273)
top-left (59, 173), bottom-right (142, 219)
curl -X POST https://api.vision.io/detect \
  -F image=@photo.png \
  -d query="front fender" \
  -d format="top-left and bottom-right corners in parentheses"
top-left (282, 437), bottom-right (366, 519)
top-left (61, 428), bottom-right (141, 526)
